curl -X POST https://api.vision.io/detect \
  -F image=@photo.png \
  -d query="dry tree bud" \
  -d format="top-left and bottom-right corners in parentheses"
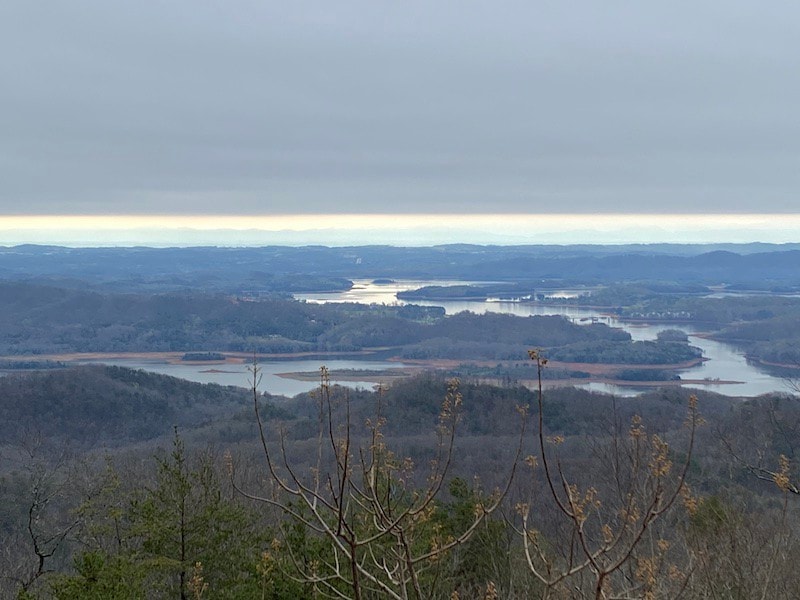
top-left (484, 581), bottom-right (498, 600)
top-left (775, 454), bottom-right (792, 492)
top-left (680, 485), bottom-right (698, 516)
top-left (602, 523), bottom-right (614, 544)
top-left (187, 562), bottom-right (208, 600)
top-left (223, 449), bottom-right (234, 477)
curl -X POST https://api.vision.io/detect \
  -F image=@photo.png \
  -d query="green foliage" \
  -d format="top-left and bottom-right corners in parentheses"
top-left (51, 552), bottom-right (146, 600)
top-left (51, 431), bottom-right (268, 600)
top-left (129, 431), bottom-right (263, 598)
top-left (689, 495), bottom-right (734, 535)
top-left (430, 478), bottom-right (511, 595)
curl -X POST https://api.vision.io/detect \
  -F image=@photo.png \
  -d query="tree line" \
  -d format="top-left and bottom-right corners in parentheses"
top-left (0, 283), bottom-right (699, 367)
top-left (2, 361), bottom-right (800, 598)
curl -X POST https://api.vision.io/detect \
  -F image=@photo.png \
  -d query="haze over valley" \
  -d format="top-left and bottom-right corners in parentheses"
top-left (5, 1), bottom-right (800, 597)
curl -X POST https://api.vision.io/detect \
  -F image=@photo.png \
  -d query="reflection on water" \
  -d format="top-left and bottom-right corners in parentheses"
top-left (78, 359), bottom-right (409, 398)
top-left (294, 279), bottom-right (494, 306)
top-left (573, 324), bottom-right (791, 398)
top-left (64, 280), bottom-right (793, 399)
top-left (296, 280), bottom-right (792, 398)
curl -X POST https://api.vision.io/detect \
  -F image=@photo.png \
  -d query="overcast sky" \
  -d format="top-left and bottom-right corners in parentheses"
top-left (2, 1), bottom-right (800, 216)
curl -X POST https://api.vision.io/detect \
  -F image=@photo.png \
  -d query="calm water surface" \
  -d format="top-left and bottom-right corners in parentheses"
top-left (78, 358), bottom-right (409, 397)
top-left (74, 280), bottom-right (791, 398)
top-left (296, 280), bottom-right (791, 398)
top-left (294, 279), bottom-right (495, 305)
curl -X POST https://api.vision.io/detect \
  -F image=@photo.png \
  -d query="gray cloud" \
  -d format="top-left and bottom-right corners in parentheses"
top-left (2, 1), bottom-right (799, 214)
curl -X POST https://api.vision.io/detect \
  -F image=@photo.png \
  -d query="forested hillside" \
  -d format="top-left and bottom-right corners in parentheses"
top-left (2, 365), bottom-right (799, 598)
top-left (0, 282), bottom-right (701, 366)
top-left (2, 244), bottom-right (800, 292)
top-left (3, 243), bottom-right (800, 597)
top-left (0, 366), bottom-right (257, 447)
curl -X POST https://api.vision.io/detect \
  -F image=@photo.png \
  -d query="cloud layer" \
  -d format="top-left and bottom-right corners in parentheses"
top-left (2, 2), bottom-right (799, 215)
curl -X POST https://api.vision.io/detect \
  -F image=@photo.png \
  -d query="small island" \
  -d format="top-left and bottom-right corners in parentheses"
top-left (181, 352), bottom-right (226, 362)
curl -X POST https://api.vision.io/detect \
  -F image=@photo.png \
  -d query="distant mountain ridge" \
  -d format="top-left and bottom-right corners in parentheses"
top-left (0, 244), bottom-right (799, 291)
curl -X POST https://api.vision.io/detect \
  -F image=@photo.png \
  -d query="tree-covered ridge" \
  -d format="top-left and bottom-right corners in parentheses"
top-left (3, 244), bottom-right (800, 291)
top-left (616, 293), bottom-right (800, 324)
top-left (547, 340), bottom-right (702, 365)
top-left (0, 366), bottom-right (253, 446)
top-left (17, 276), bottom-right (800, 370)
top-left (0, 282), bottom-right (710, 366)
top-left (0, 366), bottom-right (691, 449)
top-left (600, 291), bottom-right (800, 365)
top-left (397, 283), bottom-right (538, 300)
top-left (3, 367), bottom-right (800, 599)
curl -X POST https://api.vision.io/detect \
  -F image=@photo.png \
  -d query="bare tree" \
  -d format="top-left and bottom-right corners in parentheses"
top-left (232, 363), bottom-right (524, 599)
top-left (0, 436), bottom-right (81, 596)
top-left (515, 350), bottom-right (699, 600)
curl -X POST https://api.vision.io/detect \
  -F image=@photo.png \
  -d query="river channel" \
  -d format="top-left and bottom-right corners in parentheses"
top-left (74, 280), bottom-right (790, 398)
top-left (75, 358), bottom-right (413, 398)
top-left (296, 279), bottom-right (792, 398)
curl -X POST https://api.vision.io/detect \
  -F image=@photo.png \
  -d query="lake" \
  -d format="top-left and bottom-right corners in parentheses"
top-left (76, 358), bottom-right (411, 398)
top-left (295, 279), bottom-right (793, 398)
top-left (71, 279), bottom-right (792, 398)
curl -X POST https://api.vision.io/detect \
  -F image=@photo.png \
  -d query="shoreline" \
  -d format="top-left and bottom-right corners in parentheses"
top-left (0, 349), bottom-right (390, 364)
top-left (0, 351), bottom-right (737, 390)
top-left (276, 368), bottom-right (741, 388)
top-left (751, 357), bottom-right (800, 370)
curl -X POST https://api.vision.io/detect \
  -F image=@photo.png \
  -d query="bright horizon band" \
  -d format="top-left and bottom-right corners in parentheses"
top-left (0, 213), bottom-right (798, 245)
top-left (1, 213), bottom-right (799, 230)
